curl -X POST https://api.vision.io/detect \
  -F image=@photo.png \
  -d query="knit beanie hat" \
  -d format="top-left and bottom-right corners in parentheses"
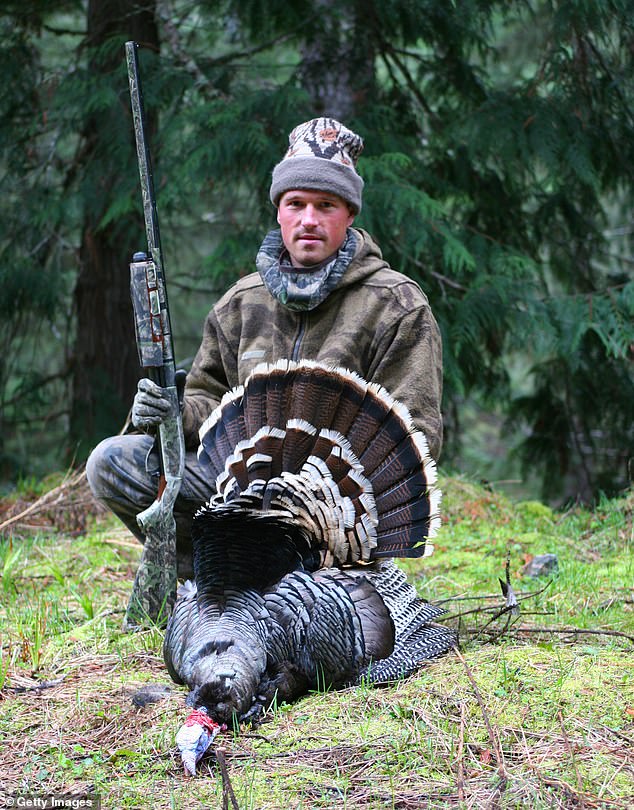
top-left (269, 117), bottom-right (364, 214)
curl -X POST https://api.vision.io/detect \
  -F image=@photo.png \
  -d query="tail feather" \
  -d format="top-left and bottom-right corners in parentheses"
top-left (198, 389), bottom-right (245, 479)
top-left (374, 469), bottom-right (436, 513)
top-left (328, 372), bottom-right (368, 436)
top-left (357, 411), bottom-right (411, 475)
top-left (263, 364), bottom-right (295, 428)
top-left (242, 369), bottom-right (269, 435)
top-left (225, 442), bottom-right (255, 491)
top-left (287, 362), bottom-right (346, 428)
top-left (377, 496), bottom-right (431, 530)
top-left (366, 431), bottom-right (432, 496)
top-left (373, 524), bottom-right (433, 558)
top-left (254, 428), bottom-right (285, 478)
top-left (218, 395), bottom-right (247, 453)
top-left (281, 420), bottom-right (318, 471)
top-left (344, 389), bottom-right (392, 456)
top-left (245, 453), bottom-right (274, 484)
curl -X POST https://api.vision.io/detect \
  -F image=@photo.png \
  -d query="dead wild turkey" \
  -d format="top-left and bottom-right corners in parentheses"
top-left (163, 360), bottom-right (455, 773)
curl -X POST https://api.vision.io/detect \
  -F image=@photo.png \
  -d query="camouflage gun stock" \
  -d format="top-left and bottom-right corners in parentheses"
top-left (124, 40), bottom-right (185, 629)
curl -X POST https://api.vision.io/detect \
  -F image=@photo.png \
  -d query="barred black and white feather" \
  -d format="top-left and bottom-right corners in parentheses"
top-left (164, 361), bottom-right (453, 727)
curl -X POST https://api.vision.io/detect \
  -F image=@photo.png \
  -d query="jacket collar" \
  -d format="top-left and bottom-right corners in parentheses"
top-left (256, 228), bottom-right (359, 311)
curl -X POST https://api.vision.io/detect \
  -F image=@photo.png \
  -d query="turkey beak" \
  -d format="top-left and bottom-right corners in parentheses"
top-left (175, 720), bottom-right (216, 777)
top-left (181, 747), bottom-right (198, 777)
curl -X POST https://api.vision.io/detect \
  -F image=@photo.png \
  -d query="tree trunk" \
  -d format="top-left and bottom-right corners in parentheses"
top-left (298, 1), bottom-right (375, 121)
top-left (70, 0), bottom-right (159, 459)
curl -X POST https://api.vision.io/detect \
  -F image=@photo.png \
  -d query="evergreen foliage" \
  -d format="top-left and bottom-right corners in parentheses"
top-left (0, 0), bottom-right (632, 501)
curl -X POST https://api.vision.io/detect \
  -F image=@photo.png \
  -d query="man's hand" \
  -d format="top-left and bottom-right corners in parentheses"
top-left (132, 378), bottom-right (173, 429)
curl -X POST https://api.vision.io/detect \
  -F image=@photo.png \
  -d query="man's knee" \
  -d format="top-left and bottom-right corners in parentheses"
top-left (86, 434), bottom-right (156, 500)
top-left (86, 436), bottom-right (118, 495)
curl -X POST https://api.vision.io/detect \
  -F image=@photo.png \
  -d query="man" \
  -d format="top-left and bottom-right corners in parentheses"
top-left (86, 117), bottom-right (443, 577)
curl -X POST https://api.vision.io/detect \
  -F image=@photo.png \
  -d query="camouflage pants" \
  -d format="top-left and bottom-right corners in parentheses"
top-left (86, 433), bottom-right (214, 578)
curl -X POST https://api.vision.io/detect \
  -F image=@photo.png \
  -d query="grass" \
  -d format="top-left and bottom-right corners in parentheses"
top-left (0, 474), bottom-right (632, 808)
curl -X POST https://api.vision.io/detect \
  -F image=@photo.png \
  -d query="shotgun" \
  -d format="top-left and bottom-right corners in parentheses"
top-left (123, 40), bottom-right (185, 629)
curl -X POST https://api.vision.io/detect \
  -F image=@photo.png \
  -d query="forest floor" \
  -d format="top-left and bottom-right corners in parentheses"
top-left (0, 473), bottom-right (632, 809)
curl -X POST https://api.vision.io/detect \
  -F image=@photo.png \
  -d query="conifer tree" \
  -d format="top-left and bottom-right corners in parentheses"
top-left (71, 0), bottom-right (160, 456)
top-left (1, 0), bottom-right (632, 501)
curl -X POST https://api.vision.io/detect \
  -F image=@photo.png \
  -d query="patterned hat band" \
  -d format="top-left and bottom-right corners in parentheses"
top-left (269, 118), bottom-right (365, 213)
top-left (270, 156), bottom-right (364, 213)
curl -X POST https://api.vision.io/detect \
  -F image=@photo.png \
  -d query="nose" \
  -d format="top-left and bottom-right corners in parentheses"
top-left (300, 204), bottom-right (319, 227)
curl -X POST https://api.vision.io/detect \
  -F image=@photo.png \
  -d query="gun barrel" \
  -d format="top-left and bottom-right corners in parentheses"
top-left (125, 41), bottom-right (176, 388)
top-left (126, 41), bottom-right (161, 259)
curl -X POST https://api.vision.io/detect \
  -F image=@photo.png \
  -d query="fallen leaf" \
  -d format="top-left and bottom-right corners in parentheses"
top-left (480, 748), bottom-right (493, 765)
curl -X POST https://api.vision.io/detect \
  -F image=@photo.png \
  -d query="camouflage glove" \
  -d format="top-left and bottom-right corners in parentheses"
top-left (132, 378), bottom-right (173, 429)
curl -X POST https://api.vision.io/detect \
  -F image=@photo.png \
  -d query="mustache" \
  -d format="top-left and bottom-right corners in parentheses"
top-left (295, 229), bottom-right (324, 238)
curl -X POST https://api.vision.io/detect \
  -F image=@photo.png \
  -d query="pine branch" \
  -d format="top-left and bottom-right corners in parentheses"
top-left (158, 0), bottom-right (304, 79)
top-left (583, 33), bottom-right (634, 128)
top-left (1, 369), bottom-right (70, 411)
top-left (157, 0), bottom-right (224, 97)
top-left (379, 43), bottom-right (439, 126)
top-left (363, 1), bottom-right (439, 126)
top-left (388, 241), bottom-right (468, 293)
top-left (42, 24), bottom-right (85, 37)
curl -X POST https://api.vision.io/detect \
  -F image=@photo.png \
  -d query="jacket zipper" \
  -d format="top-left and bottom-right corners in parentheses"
top-left (291, 312), bottom-right (306, 362)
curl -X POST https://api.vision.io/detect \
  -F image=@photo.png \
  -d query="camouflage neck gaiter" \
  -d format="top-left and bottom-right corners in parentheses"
top-left (256, 228), bottom-right (358, 311)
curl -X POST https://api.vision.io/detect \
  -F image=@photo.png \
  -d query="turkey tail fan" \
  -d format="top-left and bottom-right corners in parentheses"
top-left (196, 360), bottom-right (441, 565)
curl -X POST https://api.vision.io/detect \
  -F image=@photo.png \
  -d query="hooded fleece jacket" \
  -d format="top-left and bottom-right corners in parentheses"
top-left (181, 228), bottom-right (443, 460)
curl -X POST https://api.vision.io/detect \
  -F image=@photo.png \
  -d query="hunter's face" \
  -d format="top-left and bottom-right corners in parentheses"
top-left (277, 189), bottom-right (354, 268)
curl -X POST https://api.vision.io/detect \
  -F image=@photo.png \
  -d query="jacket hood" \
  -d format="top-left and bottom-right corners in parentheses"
top-left (338, 228), bottom-right (390, 289)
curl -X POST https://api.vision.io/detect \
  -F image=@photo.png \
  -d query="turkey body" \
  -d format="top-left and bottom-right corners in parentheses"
top-left (163, 360), bottom-right (454, 725)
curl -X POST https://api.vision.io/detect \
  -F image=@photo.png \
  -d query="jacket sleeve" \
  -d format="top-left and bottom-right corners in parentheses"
top-left (181, 308), bottom-right (233, 449)
top-left (369, 299), bottom-right (443, 461)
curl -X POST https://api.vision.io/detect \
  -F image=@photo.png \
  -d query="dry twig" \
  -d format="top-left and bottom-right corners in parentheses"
top-left (0, 466), bottom-right (103, 538)
top-left (454, 647), bottom-right (508, 805)
top-left (456, 700), bottom-right (467, 804)
top-left (558, 709), bottom-right (586, 809)
top-left (215, 747), bottom-right (240, 810)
